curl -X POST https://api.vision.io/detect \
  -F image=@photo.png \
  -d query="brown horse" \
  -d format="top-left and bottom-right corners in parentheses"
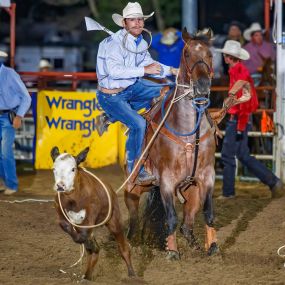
top-left (124, 28), bottom-right (218, 259)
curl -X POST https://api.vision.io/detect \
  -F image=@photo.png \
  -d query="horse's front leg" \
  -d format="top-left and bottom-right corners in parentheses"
top-left (160, 182), bottom-right (179, 260)
top-left (203, 191), bottom-right (218, 256)
top-left (124, 185), bottom-right (143, 241)
top-left (180, 184), bottom-right (201, 250)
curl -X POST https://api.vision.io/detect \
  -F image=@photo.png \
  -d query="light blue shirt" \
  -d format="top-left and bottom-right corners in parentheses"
top-left (96, 29), bottom-right (172, 89)
top-left (0, 64), bottom-right (31, 117)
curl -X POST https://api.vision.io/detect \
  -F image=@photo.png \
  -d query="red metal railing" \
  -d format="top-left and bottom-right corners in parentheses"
top-left (19, 71), bottom-right (97, 90)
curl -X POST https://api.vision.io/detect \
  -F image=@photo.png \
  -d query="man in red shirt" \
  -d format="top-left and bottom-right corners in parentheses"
top-left (216, 40), bottom-right (283, 199)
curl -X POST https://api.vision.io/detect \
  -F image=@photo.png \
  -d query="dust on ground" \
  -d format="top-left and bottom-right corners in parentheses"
top-left (1, 164), bottom-right (285, 285)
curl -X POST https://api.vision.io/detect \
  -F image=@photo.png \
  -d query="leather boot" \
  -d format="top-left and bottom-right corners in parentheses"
top-left (271, 180), bottom-right (284, 199)
top-left (137, 170), bottom-right (156, 185)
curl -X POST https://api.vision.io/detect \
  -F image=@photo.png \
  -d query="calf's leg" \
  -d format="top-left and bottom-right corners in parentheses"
top-left (84, 234), bottom-right (100, 280)
top-left (107, 205), bottom-right (135, 277)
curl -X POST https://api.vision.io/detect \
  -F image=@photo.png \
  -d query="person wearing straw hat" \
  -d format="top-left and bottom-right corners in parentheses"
top-left (215, 40), bottom-right (283, 199)
top-left (38, 59), bottom-right (52, 72)
top-left (151, 27), bottom-right (184, 69)
top-left (96, 2), bottom-right (177, 185)
top-left (243, 22), bottom-right (275, 75)
top-left (0, 50), bottom-right (31, 195)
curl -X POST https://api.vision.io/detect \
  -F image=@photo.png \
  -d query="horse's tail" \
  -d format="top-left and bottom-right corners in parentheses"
top-left (141, 186), bottom-right (167, 249)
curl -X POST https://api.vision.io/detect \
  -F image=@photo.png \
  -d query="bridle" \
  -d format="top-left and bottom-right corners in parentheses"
top-left (176, 42), bottom-right (213, 100)
top-left (161, 40), bottom-right (213, 137)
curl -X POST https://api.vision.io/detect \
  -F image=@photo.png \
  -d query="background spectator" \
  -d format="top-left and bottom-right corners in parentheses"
top-left (0, 50), bottom-right (31, 195)
top-left (151, 27), bottom-right (184, 69)
top-left (38, 59), bottom-right (53, 72)
top-left (243, 22), bottom-right (276, 85)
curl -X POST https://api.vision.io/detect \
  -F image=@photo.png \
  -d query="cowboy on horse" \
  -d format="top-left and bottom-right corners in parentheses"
top-left (96, 2), bottom-right (177, 185)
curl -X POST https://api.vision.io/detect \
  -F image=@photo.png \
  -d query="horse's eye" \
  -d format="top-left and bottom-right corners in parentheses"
top-left (71, 168), bottom-right (75, 172)
top-left (185, 51), bottom-right (190, 58)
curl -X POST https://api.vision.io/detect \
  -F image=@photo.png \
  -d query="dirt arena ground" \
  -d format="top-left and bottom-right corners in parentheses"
top-left (1, 164), bottom-right (285, 285)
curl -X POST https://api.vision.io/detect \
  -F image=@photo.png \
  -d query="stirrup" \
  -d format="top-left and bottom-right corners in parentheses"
top-left (135, 170), bottom-right (156, 186)
top-left (96, 113), bottom-right (110, 136)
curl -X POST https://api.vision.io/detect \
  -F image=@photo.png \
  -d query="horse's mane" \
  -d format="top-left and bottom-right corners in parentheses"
top-left (190, 35), bottom-right (210, 45)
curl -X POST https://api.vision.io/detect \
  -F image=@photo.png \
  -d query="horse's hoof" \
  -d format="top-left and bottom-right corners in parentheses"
top-left (207, 242), bottom-right (219, 256)
top-left (166, 250), bottom-right (180, 260)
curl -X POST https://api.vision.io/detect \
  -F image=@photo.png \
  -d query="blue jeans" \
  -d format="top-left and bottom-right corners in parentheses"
top-left (221, 119), bottom-right (278, 197)
top-left (97, 79), bottom-right (163, 172)
top-left (0, 114), bottom-right (17, 190)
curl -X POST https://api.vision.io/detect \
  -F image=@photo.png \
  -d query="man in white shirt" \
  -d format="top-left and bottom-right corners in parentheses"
top-left (96, 2), bottom-right (177, 184)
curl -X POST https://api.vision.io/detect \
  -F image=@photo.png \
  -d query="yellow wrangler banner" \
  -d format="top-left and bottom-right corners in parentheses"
top-left (35, 90), bottom-right (119, 169)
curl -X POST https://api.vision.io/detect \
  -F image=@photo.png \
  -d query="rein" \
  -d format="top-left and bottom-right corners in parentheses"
top-left (161, 93), bottom-right (210, 137)
top-left (160, 45), bottom-right (212, 137)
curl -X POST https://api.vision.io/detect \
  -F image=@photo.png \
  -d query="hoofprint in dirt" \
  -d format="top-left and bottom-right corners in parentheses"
top-left (0, 166), bottom-right (285, 284)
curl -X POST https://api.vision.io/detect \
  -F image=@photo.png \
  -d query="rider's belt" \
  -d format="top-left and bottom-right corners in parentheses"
top-left (0, 110), bottom-right (11, 115)
top-left (98, 86), bottom-right (124, 94)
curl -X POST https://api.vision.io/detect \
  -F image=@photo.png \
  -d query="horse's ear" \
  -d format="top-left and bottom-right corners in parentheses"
top-left (51, 146), bottom-right (60, 162)
top-left (182, 27), bottom-right (191, 43)
top-left (75, 147), bottom-right (90, 165)
top-left (206, 28), bottom-right (214, 41)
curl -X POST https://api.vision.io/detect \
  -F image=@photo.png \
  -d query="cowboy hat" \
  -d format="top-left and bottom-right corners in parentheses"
top-left (243, 22), bottom-right (264, 41)
top-left (161, 28), bottom-right (178, 45)
top-left (0, 49), bottom-right (8, 57)
top-left (112, 2), bottom-right (154, 27)
top-left (216, 40), bottom-right (250, 60)
top-left (39, 59), bottom-right (52, 69)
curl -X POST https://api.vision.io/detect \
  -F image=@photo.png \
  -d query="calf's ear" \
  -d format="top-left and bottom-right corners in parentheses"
top-left (51, 146), bottom-right (60, 162)
top-left (75, 147), bottom-right (90, 165)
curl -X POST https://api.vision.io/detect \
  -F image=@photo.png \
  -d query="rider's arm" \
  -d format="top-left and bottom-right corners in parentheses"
top-left (105, 42), bottom-right (145, 79)
top-left (140, 50), bottom-right (173, 78)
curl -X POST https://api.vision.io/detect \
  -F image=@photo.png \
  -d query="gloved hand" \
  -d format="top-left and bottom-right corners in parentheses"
top-left (236, 131), bottom-right (243, 141)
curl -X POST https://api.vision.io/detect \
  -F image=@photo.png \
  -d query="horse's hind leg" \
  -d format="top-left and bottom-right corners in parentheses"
top-left (203, 192), bottom-right (218, 256)
top-left (124, 185), bottom-right (143, 241)
top-left (180, 185), bottom-right (201, 250)
top-left (84, 233), bottom-right (100, 280)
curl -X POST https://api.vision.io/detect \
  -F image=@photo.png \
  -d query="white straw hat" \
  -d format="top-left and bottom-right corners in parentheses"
top-left (243, 22), bottom-right (263, 41)
top-left (39, 59), bottom-right (52, 69)
top-left (216, 40), bottom-right (250, 60)
top-left (161, 28), bottom-right (178, 45)
top-left (112, 2), bottom-right (154, 27)
top-left (0, 50), bottom-right (8, 57)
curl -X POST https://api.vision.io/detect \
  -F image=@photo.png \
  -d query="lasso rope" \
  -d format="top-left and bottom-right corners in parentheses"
top-left (59, 244), bottom-right (85, 274)
top-left (0, 198), bottom-right (53, 203)
top-left (277, 245), bottom-right (285, 268)
top-left (122, 27), bottom-right (152, 54)
top-left (57, 167), bottom-right (112, 229)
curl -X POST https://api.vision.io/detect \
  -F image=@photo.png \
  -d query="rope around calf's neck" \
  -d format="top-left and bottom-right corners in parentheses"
top-left (58, 168), bottom-right (112, 229)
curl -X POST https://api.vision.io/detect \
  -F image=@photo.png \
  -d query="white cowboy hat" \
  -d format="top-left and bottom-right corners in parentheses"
top-left (0, 50), bottom-right (8, 57)
top-left (216, 40), bottom-right (250, 60)
top-left (39, 59), bottom-right (52, 69)
top-left (243, 22), bottom-right (264, 41)
top-left (112, 2), bottom-right (154, 27)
